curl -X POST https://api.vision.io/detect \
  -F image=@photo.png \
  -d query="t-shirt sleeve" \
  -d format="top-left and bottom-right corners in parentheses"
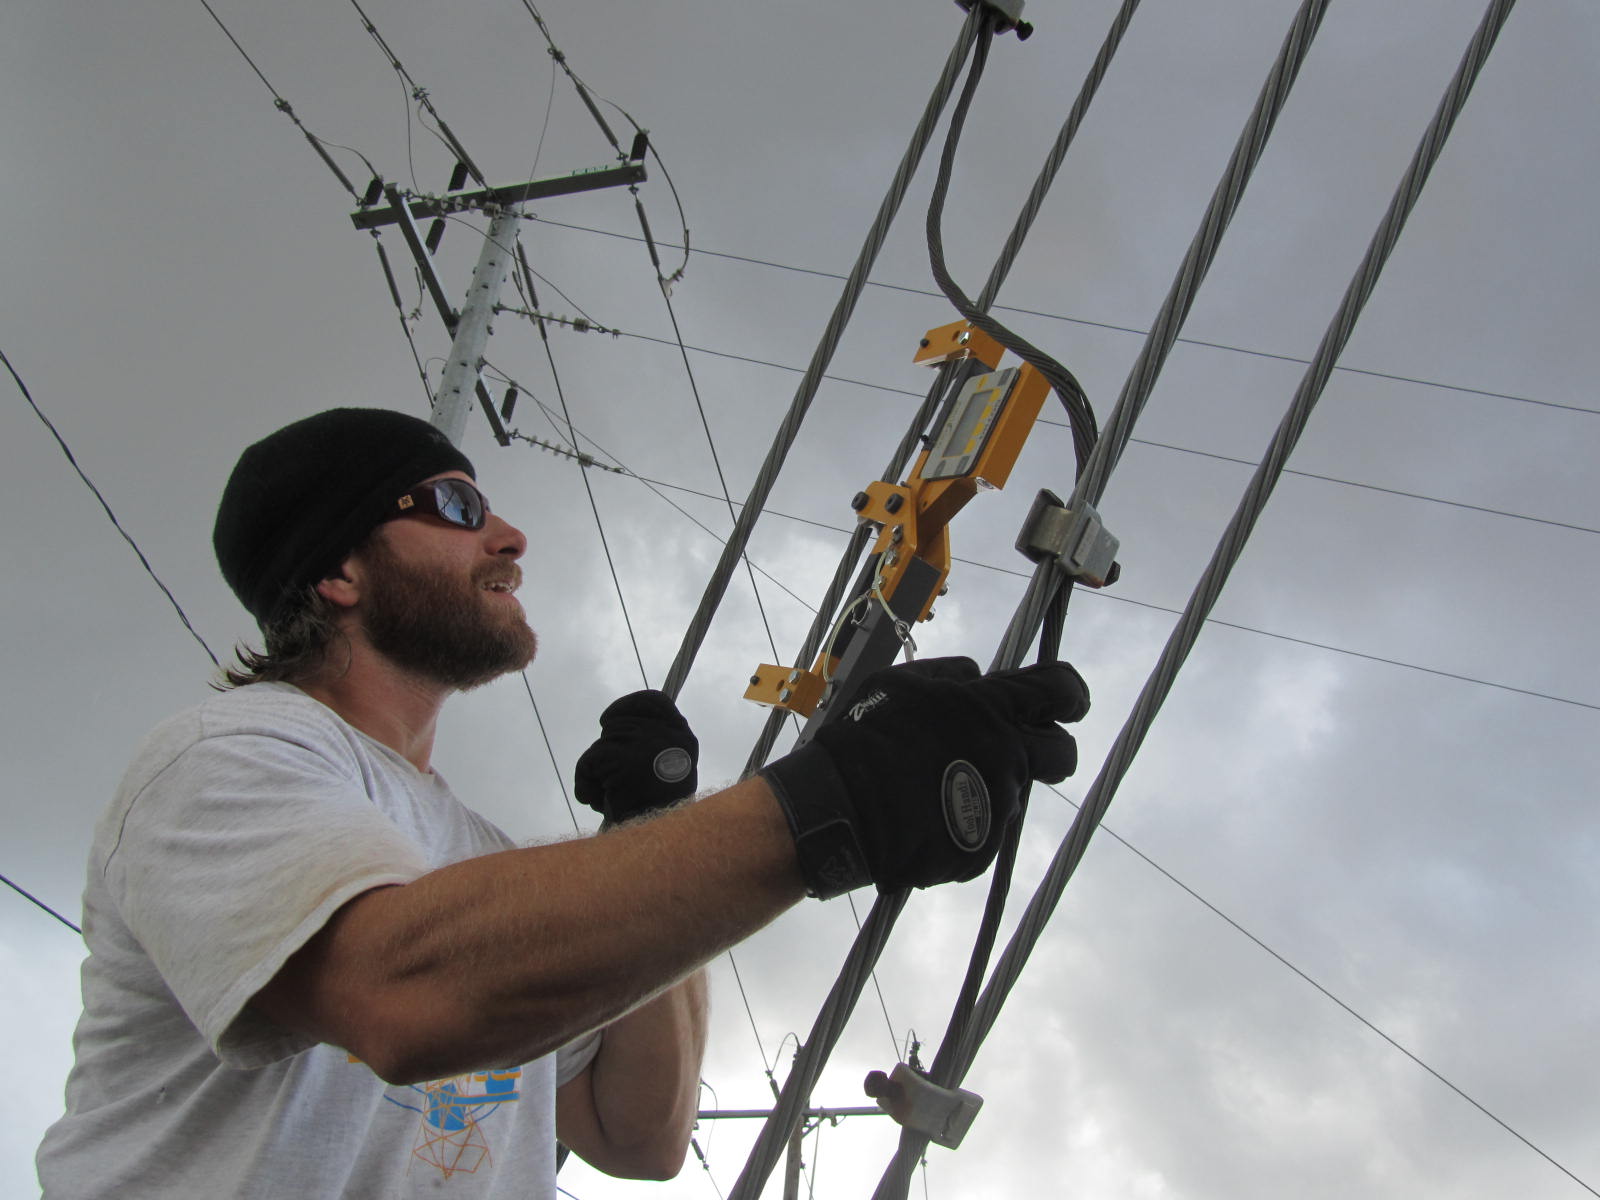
top-left (555, 1028), bottom-right (603, 1087)
top-left (103, 726), bottom-right (430, 1069)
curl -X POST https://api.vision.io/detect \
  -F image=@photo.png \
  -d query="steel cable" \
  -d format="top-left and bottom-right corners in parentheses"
top-left (727, 5), bottom-right (1161, 1191)
top-left (659, 3), bottom-right (986, 702)
top-left (881, 3), bottom-right (1523, 1189)
top-left (991, 0), bottom-right (1333, 672)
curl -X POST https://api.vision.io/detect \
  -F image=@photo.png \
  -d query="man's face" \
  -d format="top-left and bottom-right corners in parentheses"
top-left (355, 480), bottom-right (536, 691)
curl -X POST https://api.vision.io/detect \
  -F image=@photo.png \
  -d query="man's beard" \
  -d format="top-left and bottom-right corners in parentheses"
top-left (358, 536), bottom-right (537, 691)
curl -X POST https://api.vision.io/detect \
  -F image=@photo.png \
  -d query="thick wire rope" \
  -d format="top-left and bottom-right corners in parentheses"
top-left (727, 5), bottom-right (1144, 1191)
top-left (523, 213), bottom-right (1600, 421)
top-left (3, 349), bottom-right (220, 670)
top-left (659, 2), bottom-right (987, 704)
top-left (991, 0), bottom-right (1333, 670)
top-left (879, 4), bottom-right (1528, 1192)
top-left (884, 0), bottom-right (1335, 1188)
top-left (972, 0), bottom-right (1141, 312)
top-left (881, 0), bottom-right (1338, 1191)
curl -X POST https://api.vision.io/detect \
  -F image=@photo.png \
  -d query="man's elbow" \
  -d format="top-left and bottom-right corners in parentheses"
top-left (595, 1135), bottom-right (691, 1182)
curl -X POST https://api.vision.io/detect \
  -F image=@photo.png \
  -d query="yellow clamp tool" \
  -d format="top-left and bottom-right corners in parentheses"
top-left (745, 320), bottom-right (1051, 716)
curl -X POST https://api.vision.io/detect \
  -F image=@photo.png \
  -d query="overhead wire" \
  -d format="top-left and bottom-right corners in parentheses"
top-left (601, 324), bottom-right (1597, 539)
top-left (1042, 783), bottom-right (1600, 1200)
top-left (346, 0), bottom-right (490, 187)
top-left (519, 397), bottom-right (817, 614)
top-left (522, 214), bottom-right (1600, 421)
top-left (2, 871), bottom-right (82, 936)
top-left (591, 465), bottom-right (1600, 713)
top-left (3, 348), bottom-right (220, 670)
top-left (196, 0), bottom-right (373, 199)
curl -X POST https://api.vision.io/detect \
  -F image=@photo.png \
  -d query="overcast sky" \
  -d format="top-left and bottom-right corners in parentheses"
top-left (3, 1), bottom-right (1597, 1197)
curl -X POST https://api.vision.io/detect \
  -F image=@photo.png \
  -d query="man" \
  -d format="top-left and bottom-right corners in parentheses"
top-left (38, 408), bottom-right (1089, 1197)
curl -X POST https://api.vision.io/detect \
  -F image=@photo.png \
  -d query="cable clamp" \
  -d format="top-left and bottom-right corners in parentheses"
top-left (864, 1064), bottom-right (983, 1150)
top-left (953, 0), bottom-right (1033, 39)
top-left (1015, 488), bottom-right (1121, 588)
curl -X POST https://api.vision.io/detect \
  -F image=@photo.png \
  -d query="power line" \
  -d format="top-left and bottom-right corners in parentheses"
top-left (602, 328), bottom-right (1597, 540)
top-left (1, 872), bottom-right (81, 935)
top-left (600, 468), bottom-right (1599, 713)
top-left (1050, 784), bottom-right (1600, 1200)
top-left (523, 213), bottom-right (1600, 420)
top-left (3, 348), bottom-right (221, 670)
top-left (524, 398), bottom-right (817, 614)
top-left (196, 0), bottom-right (370, 198)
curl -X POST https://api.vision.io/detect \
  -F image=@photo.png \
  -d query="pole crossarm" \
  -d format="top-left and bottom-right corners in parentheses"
top-left (350, 163), bottom-right (646, 230)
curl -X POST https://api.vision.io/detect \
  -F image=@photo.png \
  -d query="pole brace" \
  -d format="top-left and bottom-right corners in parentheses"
top-left (1016, 488), bottom-right (1121, 588)
top-left (864, 1064), bottom-right (984, 1150)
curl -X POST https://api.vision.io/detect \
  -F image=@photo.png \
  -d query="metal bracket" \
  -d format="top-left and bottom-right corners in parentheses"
top-left (1015, 488), bottom-right (1120, 588)
top-left (864, 1064), bottom-right (984, 1150)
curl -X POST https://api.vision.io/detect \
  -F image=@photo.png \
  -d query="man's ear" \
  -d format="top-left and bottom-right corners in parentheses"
top-left (315, 558), bottom-right (362, 610)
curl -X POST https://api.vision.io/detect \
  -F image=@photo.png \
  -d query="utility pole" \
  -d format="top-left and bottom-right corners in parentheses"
top-left (352, 153), bottom-right (648, 449)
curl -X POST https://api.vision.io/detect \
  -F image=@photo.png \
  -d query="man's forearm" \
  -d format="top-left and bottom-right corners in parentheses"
top-left (558, 970), bottom-right (709, 1178)
top-left (254, 777), bottom-right (800, 1084)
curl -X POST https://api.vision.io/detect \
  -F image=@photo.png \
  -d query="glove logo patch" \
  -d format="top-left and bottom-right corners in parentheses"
top-left (652, 747), bottom-right (694, 785)
top-left (848, 689), bottom-right (889, 723)
top-left (941, 760), bottom-right (991, 852)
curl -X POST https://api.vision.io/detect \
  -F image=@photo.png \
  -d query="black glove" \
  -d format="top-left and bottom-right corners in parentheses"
top-left (759, 657), bottom-right (1089, 898)
top-left (574, 690), bottom-right (699, 824)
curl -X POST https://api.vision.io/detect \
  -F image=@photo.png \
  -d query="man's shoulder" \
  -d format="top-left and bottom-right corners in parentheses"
top-left (149, 682), bottom-right (342, 748)
top-left (123, 684), bottom-right (356, 789)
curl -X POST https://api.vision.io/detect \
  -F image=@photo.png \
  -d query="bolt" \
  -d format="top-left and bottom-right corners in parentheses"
top-left (919, 338), bottom-right (931, 348)
top-left (939, 585), bottom-right (949, 596)
top-left (890, 526), bottom-right (904, 544)
top-left (749, 675), bottom-right (762, 686)
top-left (850, 491), bottom-right (869, 512)
top-left (884, 493), bottom-right (904, 515)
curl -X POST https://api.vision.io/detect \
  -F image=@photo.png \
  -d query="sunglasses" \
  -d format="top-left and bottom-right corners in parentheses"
top-left (389, 477), bottom-right (489, 531)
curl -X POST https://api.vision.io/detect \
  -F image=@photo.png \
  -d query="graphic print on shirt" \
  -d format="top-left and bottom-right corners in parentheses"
top-left (382, 1067), bottom-right (523, 1179)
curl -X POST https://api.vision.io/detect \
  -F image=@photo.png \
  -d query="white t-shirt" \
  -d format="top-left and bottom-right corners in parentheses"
top-left (37, 682), bottom-right (599, 1199)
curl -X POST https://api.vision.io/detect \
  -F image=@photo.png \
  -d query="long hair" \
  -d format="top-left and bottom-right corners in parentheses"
top-left (217, 584), bottom-right (349, 689)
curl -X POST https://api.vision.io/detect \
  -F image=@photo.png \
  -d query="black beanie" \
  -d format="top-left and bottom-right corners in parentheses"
top-left (213, 407), bottom-right (476, 625)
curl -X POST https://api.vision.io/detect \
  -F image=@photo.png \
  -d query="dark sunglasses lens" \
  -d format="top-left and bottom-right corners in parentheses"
top-left (434, 481), bottom-right (484, 529)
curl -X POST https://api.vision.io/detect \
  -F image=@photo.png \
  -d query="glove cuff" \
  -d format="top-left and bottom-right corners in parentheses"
top-left (759, 745), bottom-right (872, 900)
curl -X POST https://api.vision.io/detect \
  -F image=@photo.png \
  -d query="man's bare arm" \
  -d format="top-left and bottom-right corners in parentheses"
top-left (252, 777), bottom-right (800, 1086)
top-left (555, 970), bottom-right (709, 1180)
